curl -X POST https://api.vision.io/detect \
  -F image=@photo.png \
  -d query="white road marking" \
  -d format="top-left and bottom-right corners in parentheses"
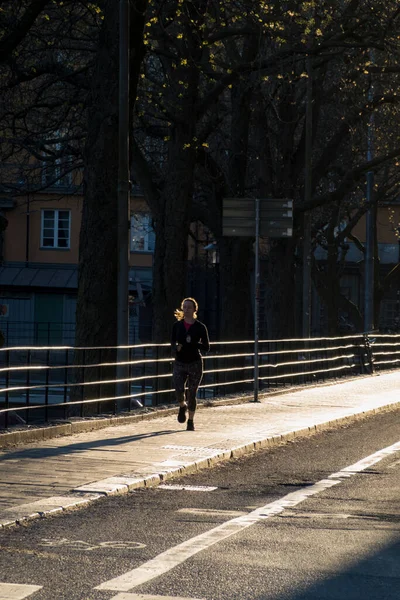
top-left (279, 511), bottom-right (375, 520)
top-left (178, 508), bottom-right (247, 518)
top-left (96, 440), bottom-right (400, 593)
top-left (109, 594), bottom-right (205, 600)
top-left (158, 484), bottom-right (217, 492)
top-left (0, 583), bottom-right (42, 599)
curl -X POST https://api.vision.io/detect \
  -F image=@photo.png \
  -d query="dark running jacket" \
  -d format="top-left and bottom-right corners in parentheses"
top-left (171, 319), bottom-right (210, 363)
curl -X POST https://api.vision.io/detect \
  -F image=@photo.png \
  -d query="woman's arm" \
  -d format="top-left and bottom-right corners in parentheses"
top-left (198, 323), bottom-right (210, 353)
top-left (171, 322), bottom-right (182, 354)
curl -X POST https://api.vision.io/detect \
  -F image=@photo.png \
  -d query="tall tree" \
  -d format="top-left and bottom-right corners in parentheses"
top-left (2, 0), bottom-right (400, 350)
top-left (75, 0), bottom-right (147, 350)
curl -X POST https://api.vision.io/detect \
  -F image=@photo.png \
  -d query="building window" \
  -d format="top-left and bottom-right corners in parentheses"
top-left (41, 209), bottom-right (71, 249)
top-left (41, 153), bottom-right (73, 187)
top-left (131, 214), bottom-right (155, 252)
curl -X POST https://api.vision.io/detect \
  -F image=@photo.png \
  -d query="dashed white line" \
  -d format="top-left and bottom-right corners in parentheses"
top-left (96, 440), bottom-right (400, 593)
top-left (109, 594), bottom-right (205, 600)
top-left (158, 484), bottom-right (217, 492)
top-left (178, 508), bottom-right (247, 518)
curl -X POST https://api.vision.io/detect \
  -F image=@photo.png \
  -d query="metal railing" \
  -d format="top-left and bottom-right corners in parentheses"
top-left (0, 333), bottom-right (399, 429)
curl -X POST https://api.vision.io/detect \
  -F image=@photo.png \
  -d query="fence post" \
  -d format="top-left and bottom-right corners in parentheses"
top-left (359, 334), bottom-right (371, 374)
top-left (153, 345), bottom-right (158, 407)
top-left (98, 347), bottom-right (102, 416)
top-left (26, 349), bottom-right (31, 424)
top-left (128, 345), bottom-right (133, 412)
top-left (365, 334), bottom-right (374, 374)
top-left (81, 349), bottom-right (86, 417)
top-left (351, 335), bottom-right (357, 377)
top-left (4, 349), bottom-right (10, 429)
top-left (63, 348), bottom-right (68, 420)
top-left (213, 352), bottom-right (217, 398)
top-left (215, 346), bottom-right (220, 398)
top-left (44, 349), bottom-right (50, 423)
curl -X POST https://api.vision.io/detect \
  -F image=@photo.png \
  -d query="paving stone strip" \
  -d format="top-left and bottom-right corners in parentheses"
top-left (0, 372), bottom-right (399, 529)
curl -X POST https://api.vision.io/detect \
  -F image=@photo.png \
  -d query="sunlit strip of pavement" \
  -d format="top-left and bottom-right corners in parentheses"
top-left (0, 583), bottom-right (42, 600)
top-left (96, 440), bottom-right (400, 593)
top-left (0, 495), bottom-right (102, 528)
top-left (1, 372), bottom-right (400, 529)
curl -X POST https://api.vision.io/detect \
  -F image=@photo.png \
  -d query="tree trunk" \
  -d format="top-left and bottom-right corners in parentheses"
top-left (73, 0), bottom-right (146, 414)
top-left (211, 36), bottom-right (258, 345)
top-left (263, 239), bottom-right (297, 339)
top-left (218, 237), bottom-right (253, 341)
top-left (152, 139), bottom-right (197, 342)
top-left (151, 54), bottom-right (199, 342)
top-left (312, 251), bottom-right (363, 335)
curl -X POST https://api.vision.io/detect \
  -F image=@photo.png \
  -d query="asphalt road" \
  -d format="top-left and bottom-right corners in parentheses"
top-left (0, 407), bottom-right (399, 600)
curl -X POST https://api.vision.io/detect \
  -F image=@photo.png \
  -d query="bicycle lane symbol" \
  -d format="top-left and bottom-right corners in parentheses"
top-left (39, 538), bottom-right (146, 552)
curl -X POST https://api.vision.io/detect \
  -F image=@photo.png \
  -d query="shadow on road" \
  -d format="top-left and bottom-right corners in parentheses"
top-left (256, 537), bottom-right (400, 600)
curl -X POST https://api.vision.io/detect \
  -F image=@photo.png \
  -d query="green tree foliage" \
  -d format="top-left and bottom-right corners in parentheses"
top-left (133, 0), bottom-right (400, 338)
top-left (0, 1), bottom-right (100, 190)
top-left (1, 0), bottom-right (400, 346)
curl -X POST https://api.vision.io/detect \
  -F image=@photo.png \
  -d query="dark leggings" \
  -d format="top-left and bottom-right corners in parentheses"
top-left (173, 360), bottom-right (203, 412)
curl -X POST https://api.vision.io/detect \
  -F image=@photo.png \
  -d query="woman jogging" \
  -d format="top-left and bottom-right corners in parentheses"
top-left (171, 297), bottom-right (210, 431)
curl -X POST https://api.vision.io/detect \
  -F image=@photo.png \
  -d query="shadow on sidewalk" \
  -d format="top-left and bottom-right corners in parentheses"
top-left (0, 429), bottom-right (178, 462)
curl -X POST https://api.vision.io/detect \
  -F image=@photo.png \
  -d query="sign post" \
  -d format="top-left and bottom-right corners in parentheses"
top-left (222, 198), bottom-right (293, 402)
top-left (254, 198), bottom-right (260, 402)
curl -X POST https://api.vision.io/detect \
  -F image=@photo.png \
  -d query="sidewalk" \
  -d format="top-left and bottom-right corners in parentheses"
top-left (0, 371), bottom-right (399, 530)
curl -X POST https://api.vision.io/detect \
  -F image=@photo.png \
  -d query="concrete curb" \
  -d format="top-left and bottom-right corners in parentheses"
top-left (0, 373), bottom-right (379, 448)
top-left (1, 398), bottom-right (398, 530)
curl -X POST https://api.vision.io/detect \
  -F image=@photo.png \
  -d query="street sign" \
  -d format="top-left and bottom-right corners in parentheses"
top-left (222, 197), bottom-right (293, 238)
top-left (223, 225), bottom-right (293, 237)
top-left (223, 197), bottom-right (293, 210)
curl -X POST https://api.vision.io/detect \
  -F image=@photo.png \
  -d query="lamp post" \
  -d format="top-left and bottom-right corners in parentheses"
top-left (116, 0), bottom-right (130, 403)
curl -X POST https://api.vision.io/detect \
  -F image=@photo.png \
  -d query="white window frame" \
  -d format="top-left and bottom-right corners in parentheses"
top-left (130, 214), bottom-right (155, 253)
top-left (40, 209), bottom-right (71, 249)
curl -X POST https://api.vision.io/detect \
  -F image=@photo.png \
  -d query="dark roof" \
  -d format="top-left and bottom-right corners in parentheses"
top-left (0, 265), bottom-right (77, 289)
top-left (0, 265), bottom-right (150, 292)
